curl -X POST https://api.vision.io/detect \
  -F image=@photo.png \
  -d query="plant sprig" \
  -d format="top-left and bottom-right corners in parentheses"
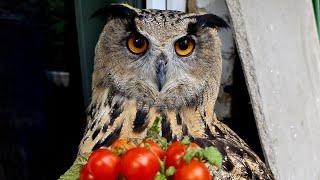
top-left (59, 153), bottom-right (90, 180)
top-left (183, 145), bottom-right (223, 169)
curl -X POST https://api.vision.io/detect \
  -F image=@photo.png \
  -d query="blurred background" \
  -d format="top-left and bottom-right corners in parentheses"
top-left (0, 0), bottom-right (319, 179)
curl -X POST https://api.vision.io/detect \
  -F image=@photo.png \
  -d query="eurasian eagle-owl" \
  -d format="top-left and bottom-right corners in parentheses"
top-left (78, 4), bottom-right (274, 179)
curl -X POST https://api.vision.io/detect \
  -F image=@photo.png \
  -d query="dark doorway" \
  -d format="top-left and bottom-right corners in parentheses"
top-left (0, 0), bottom-right (86, 179)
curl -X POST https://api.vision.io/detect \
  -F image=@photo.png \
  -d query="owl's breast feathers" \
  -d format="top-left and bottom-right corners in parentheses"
top-left (79, 88), bottom-right (274, 180)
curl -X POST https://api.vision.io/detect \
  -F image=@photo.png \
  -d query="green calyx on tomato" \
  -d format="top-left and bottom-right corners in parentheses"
top-left (164, 140), bottom-right (201, 169)
top-left (110, 139), bottom-right (134, 156)
top-left (146, 117), bottom-right (169, 151)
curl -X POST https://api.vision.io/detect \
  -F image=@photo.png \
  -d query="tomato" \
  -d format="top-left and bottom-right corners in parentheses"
top-left (80, 164), bottom-right (95, 180)
top-left (121, 147), bottom-right (160, 180)
top-left (189, 143), bottom-right (200, 149)
top-left (111, 139), bottom-right (134, 150)
top-left (165, 141), bottom-right (200, 168)
top-left (87, 148), bottom-right (121, 180)
top-left (165, 141), bottom-right (187, 168)
top-left (174, 160), bottom-right (211, 180)
top-left (142, 140), bottom-right (164, 160)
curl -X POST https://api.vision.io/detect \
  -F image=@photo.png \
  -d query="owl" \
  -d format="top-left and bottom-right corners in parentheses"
top-left (78, 4), bottom-right (274, 180)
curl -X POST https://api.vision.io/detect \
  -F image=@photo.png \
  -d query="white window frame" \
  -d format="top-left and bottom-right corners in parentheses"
top-left (146, 0), bottom-right (186, 12)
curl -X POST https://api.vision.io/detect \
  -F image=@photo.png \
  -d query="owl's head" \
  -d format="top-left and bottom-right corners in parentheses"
top-left (93, 4), bottom-right (227, 111)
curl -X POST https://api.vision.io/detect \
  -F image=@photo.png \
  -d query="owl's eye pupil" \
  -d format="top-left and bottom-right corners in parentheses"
top-left (133, 37), bottom-right (144, 48)
top-left (178, 39), bottom-right (189, 50)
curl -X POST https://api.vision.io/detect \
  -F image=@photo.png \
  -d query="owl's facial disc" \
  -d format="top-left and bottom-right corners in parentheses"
top-left (94, 4), bottom-right (228, 109)
top-left (155, 36), bottom-right (195, 91)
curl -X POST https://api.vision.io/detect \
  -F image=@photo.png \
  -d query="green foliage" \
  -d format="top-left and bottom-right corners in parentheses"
top-left (183, 147), bottom-right (203, 163)
top-left (147, 116), bottom-right (161, 138)
top-left (203, 147), bottom-right (223, 168)
top-left (165, 166), bottom-right (176, 176)
top-left (154, 172), bottom-right (167, 180)
top-left (181, 136), bottom-right (191, 145)
top-left (183, 145), bottom-right (223, 169)
top-left (157, 137), bottom-right (169, 151)
top-left (58, 153), bottom-right (89, 180)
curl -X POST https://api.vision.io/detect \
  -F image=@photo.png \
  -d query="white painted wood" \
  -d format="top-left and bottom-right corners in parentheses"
top-left (167, 0), bottom-right (186, 12)
top-left (146, 0), bottom-right (166, 10)
top-left (226, 0), bottom-right (320, 179)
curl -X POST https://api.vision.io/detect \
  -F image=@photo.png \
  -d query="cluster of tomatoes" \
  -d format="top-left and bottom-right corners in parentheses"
top-left (80, 138), bottom-right (211, 180)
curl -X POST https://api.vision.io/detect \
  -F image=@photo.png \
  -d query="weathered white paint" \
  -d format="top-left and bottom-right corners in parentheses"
top-left (146, 0), bottom-right (166, 10)
top-left (167, 0), bottom-right (186, 12)
top-left (188, 0), bottom-right (235, 119)
top-left (226, 0), bottom-right (320, 179)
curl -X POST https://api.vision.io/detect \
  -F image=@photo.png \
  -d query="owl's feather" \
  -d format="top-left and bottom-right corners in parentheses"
top-left (78, 4), bottom-right (274, 180)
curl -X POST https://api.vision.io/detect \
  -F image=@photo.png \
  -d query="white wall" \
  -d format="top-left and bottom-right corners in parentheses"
top-left (227, 0), bottom-right (320, 179)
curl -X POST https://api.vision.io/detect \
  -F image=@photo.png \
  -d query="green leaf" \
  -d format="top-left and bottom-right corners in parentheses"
top-left (203, 147), bottom-right (223, 168)
top-left (154, 172), bottom-right (167, 180)
top-left (157, 137), bottom-right (168, 151)
top-left (147, 116), bottom-right (161, 138)
top-left (181, 136), bottom-right (190, 145)
top-left (165, 166), bottom-right (176, 176)
top-left (58, 153), bottom-right (90, 180)
top-left (183, 147), bottom-right (203, 163)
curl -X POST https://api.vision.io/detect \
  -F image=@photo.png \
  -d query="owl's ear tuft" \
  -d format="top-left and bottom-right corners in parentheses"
top-left (91, 4), bottom-right (138, 20)
top-left (188, 14), bottom-right (228, 34)
top-left (196, 14), bottom-right (229, 28)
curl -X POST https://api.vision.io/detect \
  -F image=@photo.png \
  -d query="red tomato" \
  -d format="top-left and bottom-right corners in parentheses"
top-left (87, 148), bottom-right (121, 180)
top-left (165, 141), bottom-right (200, 168)
top-left (80, 164), bottom-right (95, 180)
top-left (121, 147), bottom-right (160, 180)
top-left (111, 139), bottom-right (134, 150)
top-left (142, 140), bottom-right (165, 160)
top-left (165, 141), bottom-right (187, 168)
top-left (174, 160), bottom-right (211, 180)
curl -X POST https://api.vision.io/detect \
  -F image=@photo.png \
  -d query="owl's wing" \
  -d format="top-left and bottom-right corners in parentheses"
top-left (191, 116), bottom-right (275, 180)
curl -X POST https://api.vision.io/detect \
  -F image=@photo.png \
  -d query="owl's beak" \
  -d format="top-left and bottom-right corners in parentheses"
top-left (156, 58), bottom-right (167, 91)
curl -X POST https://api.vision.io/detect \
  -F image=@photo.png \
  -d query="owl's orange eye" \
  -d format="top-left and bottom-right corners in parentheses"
top-left (174, 37), bottom-right (195, 56)
top-left (127, 33), bottom-right (148, 55)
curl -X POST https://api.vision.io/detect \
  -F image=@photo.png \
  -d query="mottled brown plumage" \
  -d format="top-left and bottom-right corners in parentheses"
top-left (78, 4), bottom-right (274, 179)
